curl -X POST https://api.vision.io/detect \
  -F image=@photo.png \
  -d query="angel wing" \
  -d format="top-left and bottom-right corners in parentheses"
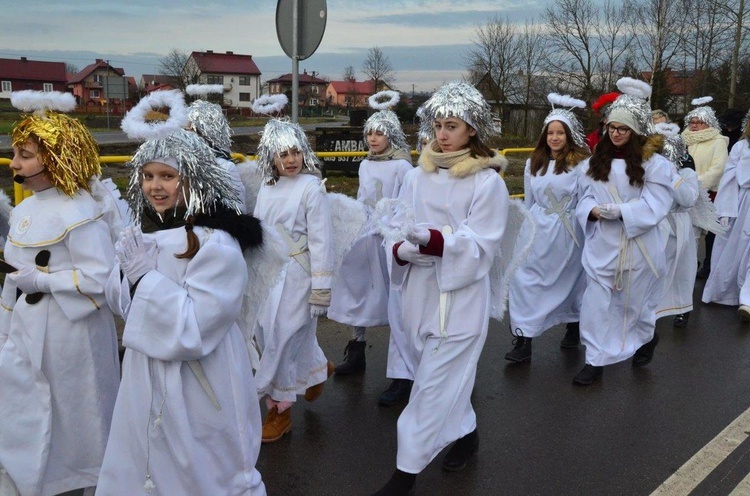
top-left (490, 199), bottom-right (537, 321)
top-left (327, 192), bottom-right (370, 273)
top-left (235, 159), bottom-right (264, 215)
top-left (88, 177), bottom-right (132, 244)
top-left (0, 188), bottom-right (13, 243)
top-left (690, 187), bottom-right (728, 236)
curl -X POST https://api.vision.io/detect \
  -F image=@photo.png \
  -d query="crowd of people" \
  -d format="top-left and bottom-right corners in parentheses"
top-left (0, 75), bottom-right (748, 496)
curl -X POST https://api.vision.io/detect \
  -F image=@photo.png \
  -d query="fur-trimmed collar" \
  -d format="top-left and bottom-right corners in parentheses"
top-left (642, 134), bottom-right (665, 161)
top-left (419, 141), bottom-right (505, 178)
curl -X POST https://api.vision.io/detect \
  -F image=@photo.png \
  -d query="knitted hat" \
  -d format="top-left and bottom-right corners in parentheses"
top-left (606, 78), bottom-right (654, 136)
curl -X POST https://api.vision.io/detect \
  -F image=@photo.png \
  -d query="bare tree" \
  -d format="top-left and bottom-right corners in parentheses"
top-left (464, 16), bottom-right (521, 120)
top-left (158, 48), bottom-right (200, 92)
top-left (65, 63), bottom-right (79, 75)
top-left (542, 0), bottom-right (600, 102)
top-left (342, 65), bottom-right (356, 81)
top-left (517, 20), bottom-right (550, 138)
top-left (625, 0), bottom-right (688, 111)
top-left (596, 0), bottom-right (634, 93)
top-left (361, 47), bottom-right (395, 91)
top-left (717, 0), bottom-right (749, 106)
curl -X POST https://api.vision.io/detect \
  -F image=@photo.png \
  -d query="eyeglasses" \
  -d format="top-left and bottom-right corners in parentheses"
top-left (607, 124), bottom-right (631, 135)
top-left (688, 120), bottom-right (704, 126)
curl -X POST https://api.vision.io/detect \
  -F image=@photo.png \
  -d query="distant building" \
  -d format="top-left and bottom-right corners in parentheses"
top-left (641, 68), bottom-right (697, 116)
top-left (68, 59), bottom-right (130, 111)
top-left (0, 56), bottom-right (68, 99)
top-left (185, 50), bottom-right (262, 108)
top-left (140, 74), bottom-right (180, 94)
top-left (266, 70), bottom-right (328, 108)
top-left (326, 78), bottom-right (380, 109)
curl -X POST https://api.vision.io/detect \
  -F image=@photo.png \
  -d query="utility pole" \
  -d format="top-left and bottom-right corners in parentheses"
top-left (105, 60), bottom-right (110, 130)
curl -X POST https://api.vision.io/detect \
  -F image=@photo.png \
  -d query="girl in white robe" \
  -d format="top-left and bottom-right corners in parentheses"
top-left (97, 129), bottom-right (266, 495)
top-left (506, 95), bottom-right (589, 363)
top-left (574, 81), bottom-right (672, 386)
top-left (328, 99), bottom-right (415, 406)
top-left (370, 81), bottom-right (509, 496)
top-left (703, 123), bottom-right (750, 319)
top-left (252, 118), bottom-right (335, 443)
top-left (0, 98), bottom-right (120, 496)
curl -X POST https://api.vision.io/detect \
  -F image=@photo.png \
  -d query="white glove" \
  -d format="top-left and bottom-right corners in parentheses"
top-left (396, 241), bottom-right (435, 266)
top-left (9, 265), bottom-right (50, 294)
top-left (116, 226), bottom-right (156, 285)
top-left (405, 226), bottom-right (431, 246)
top-left (720, 217), bottom-right (731, 228)
top-left (598, 203), bottom-right (621, 220)
top-left (310, 304), bottom-right (327, 318)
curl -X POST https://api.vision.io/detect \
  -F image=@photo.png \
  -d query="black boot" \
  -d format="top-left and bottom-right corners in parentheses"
top-left (560, 322), bottom-right (580, 349)
top-left (673, 312), bottom-right (690, 328)
top-left (442, 429), bottom-right (479, 471)
top-left (505, 336), bottom-right (532, 362)
top-left (334, 339), bottom-right (366, 375)
top-left (632, 332), bottom-right (659, 367)
top-left (370, 470), bottom-right (416, 496)
top-left (573, 364), bottom-right (603, 385)
top-left (379, 379), bottom-right (413, 407)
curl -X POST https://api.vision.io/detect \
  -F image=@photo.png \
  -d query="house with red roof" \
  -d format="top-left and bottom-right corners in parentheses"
top-left (266, 70), bottom-right (328, 109)
top-left (67, 59), bottom-right (130, 111)
top-left (641, 68), bottom-right (698, 116)
top-left (325, 78), bottom-right (379, 109)
top-left (185, 50), bottom-right (262, 108)
top-left (140, 74), bottom-right (180, 95)
top-left (0, 57), bottom-right (68, 100)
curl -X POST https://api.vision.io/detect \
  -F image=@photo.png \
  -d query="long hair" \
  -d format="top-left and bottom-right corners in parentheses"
top-left (587, 132), bottom-right (646, 187)
top-left (529, 121), bottom-right (590, 176)
top-left (466, 133), bottom-right (494, 158)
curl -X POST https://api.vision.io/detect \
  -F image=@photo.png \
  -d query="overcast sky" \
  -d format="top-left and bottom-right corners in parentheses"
top-left (1, 0), bottom-right (546, 92)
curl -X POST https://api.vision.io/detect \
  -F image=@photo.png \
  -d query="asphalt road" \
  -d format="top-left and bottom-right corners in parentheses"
top-left (257, 278), bottom-right (750, 496)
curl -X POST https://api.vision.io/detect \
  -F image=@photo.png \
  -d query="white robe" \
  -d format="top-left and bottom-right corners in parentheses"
top-left (703, 139), bottom-right (750, 306)
top-left (0, 188), bottom-right (120, 496)
top-left (391, 165), bottom-right (509, 473)
top-left (98, 226), bottom-right (266, 496)
top-left (253, 174), bottom-right (334, 402)
top-left (656, 166), bottom-right (699, 317)
top-left (508, 160), bottom-right (586, 337)
top-left (576, 155), bottom-right (672, 366)
top-left (328, 157), bottom-right (412, 327)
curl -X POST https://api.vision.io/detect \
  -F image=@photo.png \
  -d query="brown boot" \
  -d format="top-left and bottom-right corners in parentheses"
top-left (304, 361), bottom-right (334, 402)
top-left (261, 406), bottom-right (292, 443)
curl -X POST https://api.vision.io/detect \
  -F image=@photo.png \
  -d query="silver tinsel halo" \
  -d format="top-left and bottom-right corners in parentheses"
top-left (742, 109), bottom-right (750, 135)
top-left (256, 118), bottom-right (319, 182)
top-left (685, 97), bottom-right (721, 130)
top-left (363, 109), bottom-right (409, 152)
top-left (608, 94), bottom-right (655, 136)
top-left (187, 100), bottom-right (233, 152)
top-left (656, 123), bottom-right (688, 165)
top-left (417, 80), bottom-right (497, 142)
top-left (126, 129), bottom-right (240, 224)
top-left (543, 94), bottom-right (586, 148)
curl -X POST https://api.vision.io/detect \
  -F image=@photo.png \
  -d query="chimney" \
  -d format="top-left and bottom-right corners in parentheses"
top-left (96, 58), bottom-right (103, 63)
top-left (20, 57), bottom-right (27, 62)
top-left (206, 50), bottom-right (213, 54)
top-left (226, 51), bottom-right (233, 55)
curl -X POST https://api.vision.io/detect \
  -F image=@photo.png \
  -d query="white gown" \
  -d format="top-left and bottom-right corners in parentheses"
top-left (253, 174), bottom-right (334, 402)
top-left (576, 154), bottom-right (672, 366)
top-left (656, 166), bottom-right (699, 317)
top-left (0, 188), bottom-right (120, 496)
top-left (391, 164), bottom-right (509, 473)
top-left (328, 157), bottom-right (412, 326)
top-left (508, 159), bottom-right (586, 337)
top-left (98, 226), bottom-right (265, 496)
top-left (703, 139), bottom-right (750, 306)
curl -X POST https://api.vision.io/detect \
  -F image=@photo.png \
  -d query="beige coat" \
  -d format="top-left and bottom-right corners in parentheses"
top-left (682, 128), bottom-right (729, 191)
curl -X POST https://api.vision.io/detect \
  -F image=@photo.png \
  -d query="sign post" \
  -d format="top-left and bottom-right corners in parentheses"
top-left (276, 0), bottom-right (327, 123)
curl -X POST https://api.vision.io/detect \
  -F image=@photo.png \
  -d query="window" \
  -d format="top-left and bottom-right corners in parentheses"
top-left (206, 75), bottom-right (224, 85)
top-left (93, 74), bottom-right (104, 83)
top-left (1, 81), bottom-right (11, 92)
top-left (239, 93), bottom-right (251, 102)
top-left (311, 85), bottom-right (319, 94)
top-left (90, 90), bottom-right (100, 98)
top-left (239, 76), bottom-right (252, 86)
top-left (43, 83), bottom-right (53, 92)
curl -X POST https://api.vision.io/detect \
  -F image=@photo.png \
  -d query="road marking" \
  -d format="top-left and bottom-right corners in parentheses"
top-left (651, 406), bottom-right (750, 495)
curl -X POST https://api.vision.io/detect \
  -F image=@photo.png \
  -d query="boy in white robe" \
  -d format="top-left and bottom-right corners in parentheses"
top-left (370, 81), bottom-right (509, 496)
top-left (328, 91), bottom-right (415, 406)
top-left (0, 91), bottom-right (120, 496)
